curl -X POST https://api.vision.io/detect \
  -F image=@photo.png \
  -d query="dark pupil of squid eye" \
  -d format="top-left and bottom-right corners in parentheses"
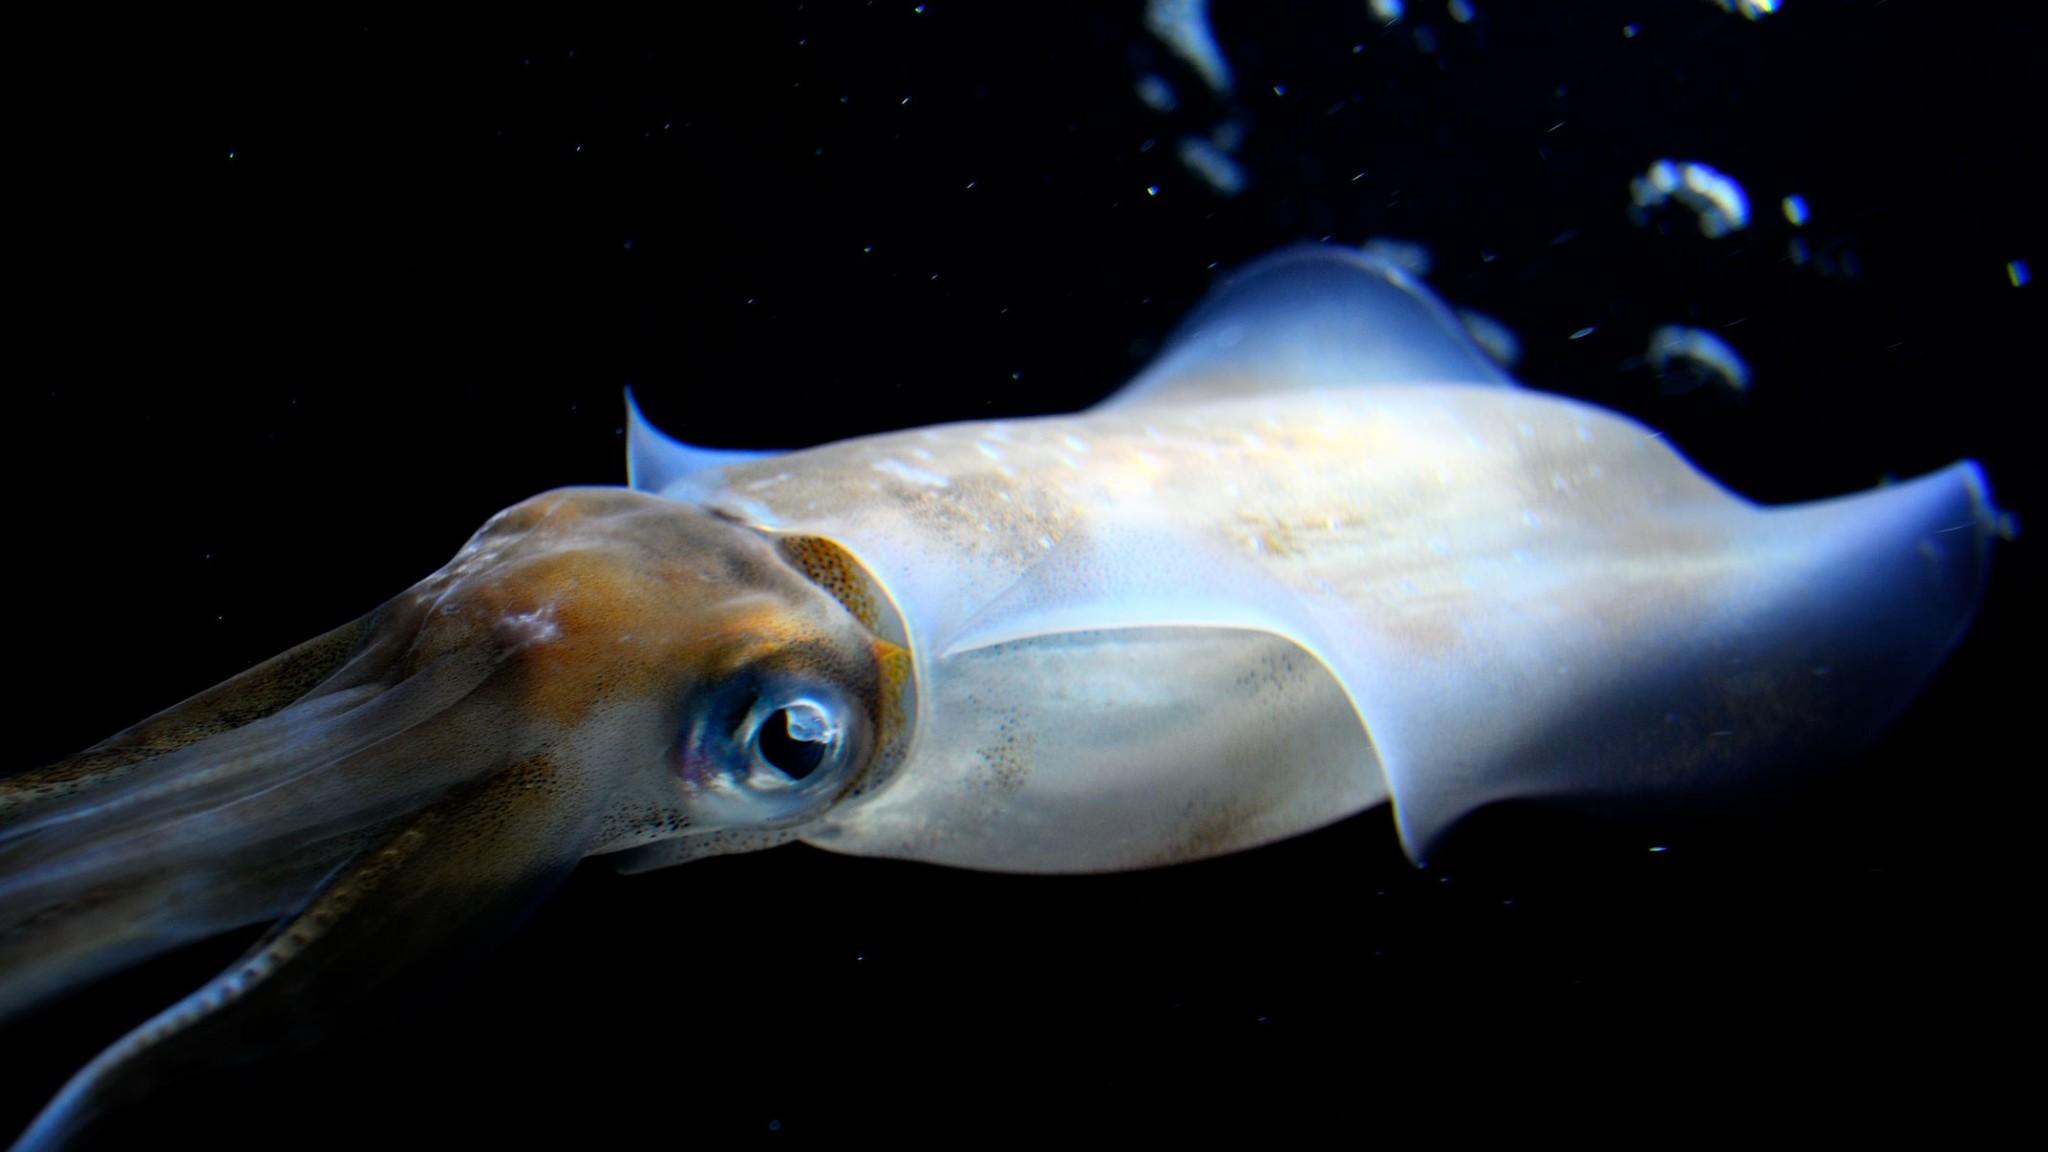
top-left (758, 707), bottom-right (829, 780)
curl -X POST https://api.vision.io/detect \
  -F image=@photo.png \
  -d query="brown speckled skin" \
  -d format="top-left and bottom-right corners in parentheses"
top-left (3, 488), bottom-right (899, 1149)
top-left (0, 615), bottom-right (374, 825)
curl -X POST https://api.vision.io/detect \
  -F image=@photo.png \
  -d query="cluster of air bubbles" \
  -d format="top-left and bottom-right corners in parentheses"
top-left (1145, 0), bottom-right (1232, 95)
top-left (1136, 0), bottom-right (1816, 397)
top-left (1647, 325), bottom-right (1751, 395)
top-left (1780, 194), bottom-right (1820, 268)
top-left (1629, 159), bottom-right (1752, 238)
top-left (1140, 0), bottom-right (1250, 198)
top-left (1457, 310), bottom-right (1521, 368)
top-left (1135, 73), bottom-right (1178, 113)
top-left (1176, 136), bottom-right (1247, 197)
top-left (1710, 0), bottom-right (1783, 20)
top-left (1362, 237), bottom-right (1434, 278)
top-left (1776, 197), bottom-right (1868, 281)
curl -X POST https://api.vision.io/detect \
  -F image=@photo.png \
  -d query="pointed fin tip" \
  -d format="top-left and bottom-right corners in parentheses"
top-left (624, 388), bottom-right (784, 494)
top-left (1387, 456), bottom-right (2006, 868)
top-left (1953, 458), bottom-right (2019, 542)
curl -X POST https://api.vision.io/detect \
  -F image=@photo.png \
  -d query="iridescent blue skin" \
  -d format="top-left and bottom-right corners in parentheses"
top-left (0, 246), bottom-right (2002, 1150)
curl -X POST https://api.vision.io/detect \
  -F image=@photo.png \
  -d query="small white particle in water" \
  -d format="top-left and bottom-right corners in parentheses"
top-left (1146, 184), bottom-right (1159, 197)
top-left (1369, 0), bottom-right (1405, 23)
top-left (1781, 194), bottom-right (1810, 226)
top-left (1569, 326), bottom-right (1597, 340)
top-left (1448, 0), bottom-right (1475, 24)
top-left (1622, 22), bottom-right (1639, 37)
top-left (2009, 259), bottom-right (2032, 287)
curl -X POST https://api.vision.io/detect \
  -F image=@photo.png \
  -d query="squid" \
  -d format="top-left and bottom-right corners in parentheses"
top-left (0, 246), bottom-right (1999, 1147)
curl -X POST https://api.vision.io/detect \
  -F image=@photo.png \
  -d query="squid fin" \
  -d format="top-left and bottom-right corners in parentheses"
top-left (625, 387), bottom-right (782, 495)
top-left (1097, 243), bottom-right (1512, 412)
top-left (941, 461), bottom-right (1997, 864)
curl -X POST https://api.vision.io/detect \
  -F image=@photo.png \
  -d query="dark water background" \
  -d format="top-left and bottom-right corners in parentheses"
top-left (9, 2), bottom-right (2040, 1143)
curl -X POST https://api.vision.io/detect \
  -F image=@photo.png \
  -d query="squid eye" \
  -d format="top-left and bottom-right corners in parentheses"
top-left (756, 700), bottom-right (834, 781)
top-left (676, 680), bottom-right (863, 817)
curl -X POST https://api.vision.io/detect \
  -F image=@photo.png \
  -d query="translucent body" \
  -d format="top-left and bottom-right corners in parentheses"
top-left (637, 247), bottom-right (1997, 866)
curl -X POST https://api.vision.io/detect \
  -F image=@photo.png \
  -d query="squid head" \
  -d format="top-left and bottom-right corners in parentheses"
top-left (1, 488), bottom-right (910, 1148)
